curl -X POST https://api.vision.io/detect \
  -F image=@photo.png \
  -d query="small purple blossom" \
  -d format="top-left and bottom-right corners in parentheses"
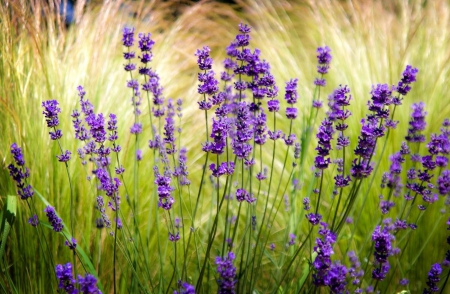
top-left (28, 215), bottom-right (39, 226)
top-left (423, 263), bottom-right (442, 293)
top-left (78, 273), bottom-right (101, 294)
top-left (44, 206), bottom-right (63, 232)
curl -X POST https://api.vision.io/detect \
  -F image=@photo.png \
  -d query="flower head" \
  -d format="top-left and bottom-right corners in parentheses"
top-left (44, 206), bottom-right (63, 232)
top-left (55, 263), bottom-right (77, 294)
top-left (216, 252), bottom-right (237, 294)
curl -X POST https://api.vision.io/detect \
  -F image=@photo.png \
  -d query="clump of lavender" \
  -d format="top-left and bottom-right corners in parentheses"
top-left (8, 143), bottom-right (34, 200)
top-left (216, 252), bottom-right (237, 294)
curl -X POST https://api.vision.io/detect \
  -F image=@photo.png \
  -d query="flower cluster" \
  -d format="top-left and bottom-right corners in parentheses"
top-left (216, 251), bottom-right (237, 294)
top-left (55, 263), bottom-right (102, 294)
top-left (314, 46), bottom-right (332, 87)
top-left (8, 143), bottom-right (34, 200)
top-left (405, 102), bottom-right (427, 143)
top-left (371, 225), bottom-right (394, 281)
top-left (315, 119), bottom-right (334, 170)
top-left (174, 282), bottom-right (195, 294)
top-left (44, 205), bottom-right (63, 232)
top-left (55, 263), bottom-right (77, 294)
top-left (423, 263), bottom-right (442, 293)
top-left (42, 100), bottom-right (71, 162)
top-left (312, 222), bottom-right (341, 289)
top-left (351, 84), bottom-right (394, 178)
top-left (155, 170), bottom-right (174, 210)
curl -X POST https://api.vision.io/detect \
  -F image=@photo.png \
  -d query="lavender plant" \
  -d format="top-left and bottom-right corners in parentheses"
top-left (4, 14), bottom-right (450, 294)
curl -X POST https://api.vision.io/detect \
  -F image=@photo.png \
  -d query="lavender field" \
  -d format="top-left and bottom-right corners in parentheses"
top-left (1, 0), bottom-right (450, 293)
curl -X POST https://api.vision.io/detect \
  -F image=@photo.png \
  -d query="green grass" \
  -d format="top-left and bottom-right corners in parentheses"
top-left (1, 0), bottom-right (450, 293)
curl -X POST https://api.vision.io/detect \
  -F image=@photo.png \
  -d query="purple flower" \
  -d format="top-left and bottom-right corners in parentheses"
top-left (268, 130), bottom-right (282, 140)
top-left (315, 156), bottom-right (331, 170)
top-left (174, 282), bottom-right (195, 294)
top-left (325, 262), bottom-right (347, 293)
top-left (286, 107), bottom-right (297, 119)
top-left (198, 71), bottom-right (219, 96)
top-left (303, 197), bottom-right (311, 211)
top-left (64, 237), bottom-right (77, 250)
top-left (232, 102), bottom-right (253, 159)
top-left (42, 100), bottom-right (61, 128)
top-left (313, 222), bottom-right (336, 286)
top-left (95, 168), bottom-right (121, 198)
top-left (44, 206), bottom-right (63, 232)
top-left (155, 172), bottom-right (174, 210)
top-left (78, 273), bottom-right (101, 294)
top-left (169, 232), bottom-right (180, 242)
top-left (406, 102), bottom-right (427, 143)
top-left (195, 46), bottom-right (213, 70)
top-left (122, 27), bottom-right (135, 47)
top-left (235, 188), bottom-right (255, 203)
top-left (210, 162), bottom-right (235, 178)
top-left (423, 263), bottom-right (442, 293)
top-left (138, 32), bottom-right (154, 60)
top-left (55, 263), bottom-right (78, 294)
top-left (8, 144), bottom-right (34, 200)
top-left (86, 113), bottom-right (107, 143)
top-left (306, 213), bottom-right (322, 225)
top-left (334, 174), bottom-right (351, 188)
top-left (372, 225), bottom-right (393, 264)
top-left (216, 252), bottom-right (237, 293)
top-left (267, 99), bottom-right (280, 112)
top-left (316, 46), bottom-right (332, 70)
top-left (396, 65), bottom-right (418, 96)
top-left (288, 233), bottom-right (296, 246)
top-left (437, 170), bottom-right (450, 195)
top-left (280, 133), bottom-right (295, 146)
top-left (372, 263), bottom-right (390, 281)
top-left (57, 150), bottom-right (72, 162)
top-left (348, 251), bottom-right (363, 287)
top-left (130, 123), bottom-right (142, 135)
top-left (136, 149), bottom-right (143, 161)
top-left (316, 118), bottom-right (334, 157)
top-left (313, 100), bottom-right (323, 108)
top-left (284, 78), bottom-right (299, 104)
top-left (28, 215), bottom-right (39, 226)
top-left (254, 110), bottom-right (267, 145)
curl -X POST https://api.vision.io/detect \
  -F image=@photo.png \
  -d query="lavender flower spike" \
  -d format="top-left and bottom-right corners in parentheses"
top-left (423, 263), bottom-right (442, 293)
top-left (44, 205), bottom-right (63, 232)
top-left (8, 143), bottom-right (34, 199)
top-left (78, 273), bottom-right (102, 294)
top-left (55, 263), bottom-right (77, 294)
top-left (216, 251), bottom-right (237, 294)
